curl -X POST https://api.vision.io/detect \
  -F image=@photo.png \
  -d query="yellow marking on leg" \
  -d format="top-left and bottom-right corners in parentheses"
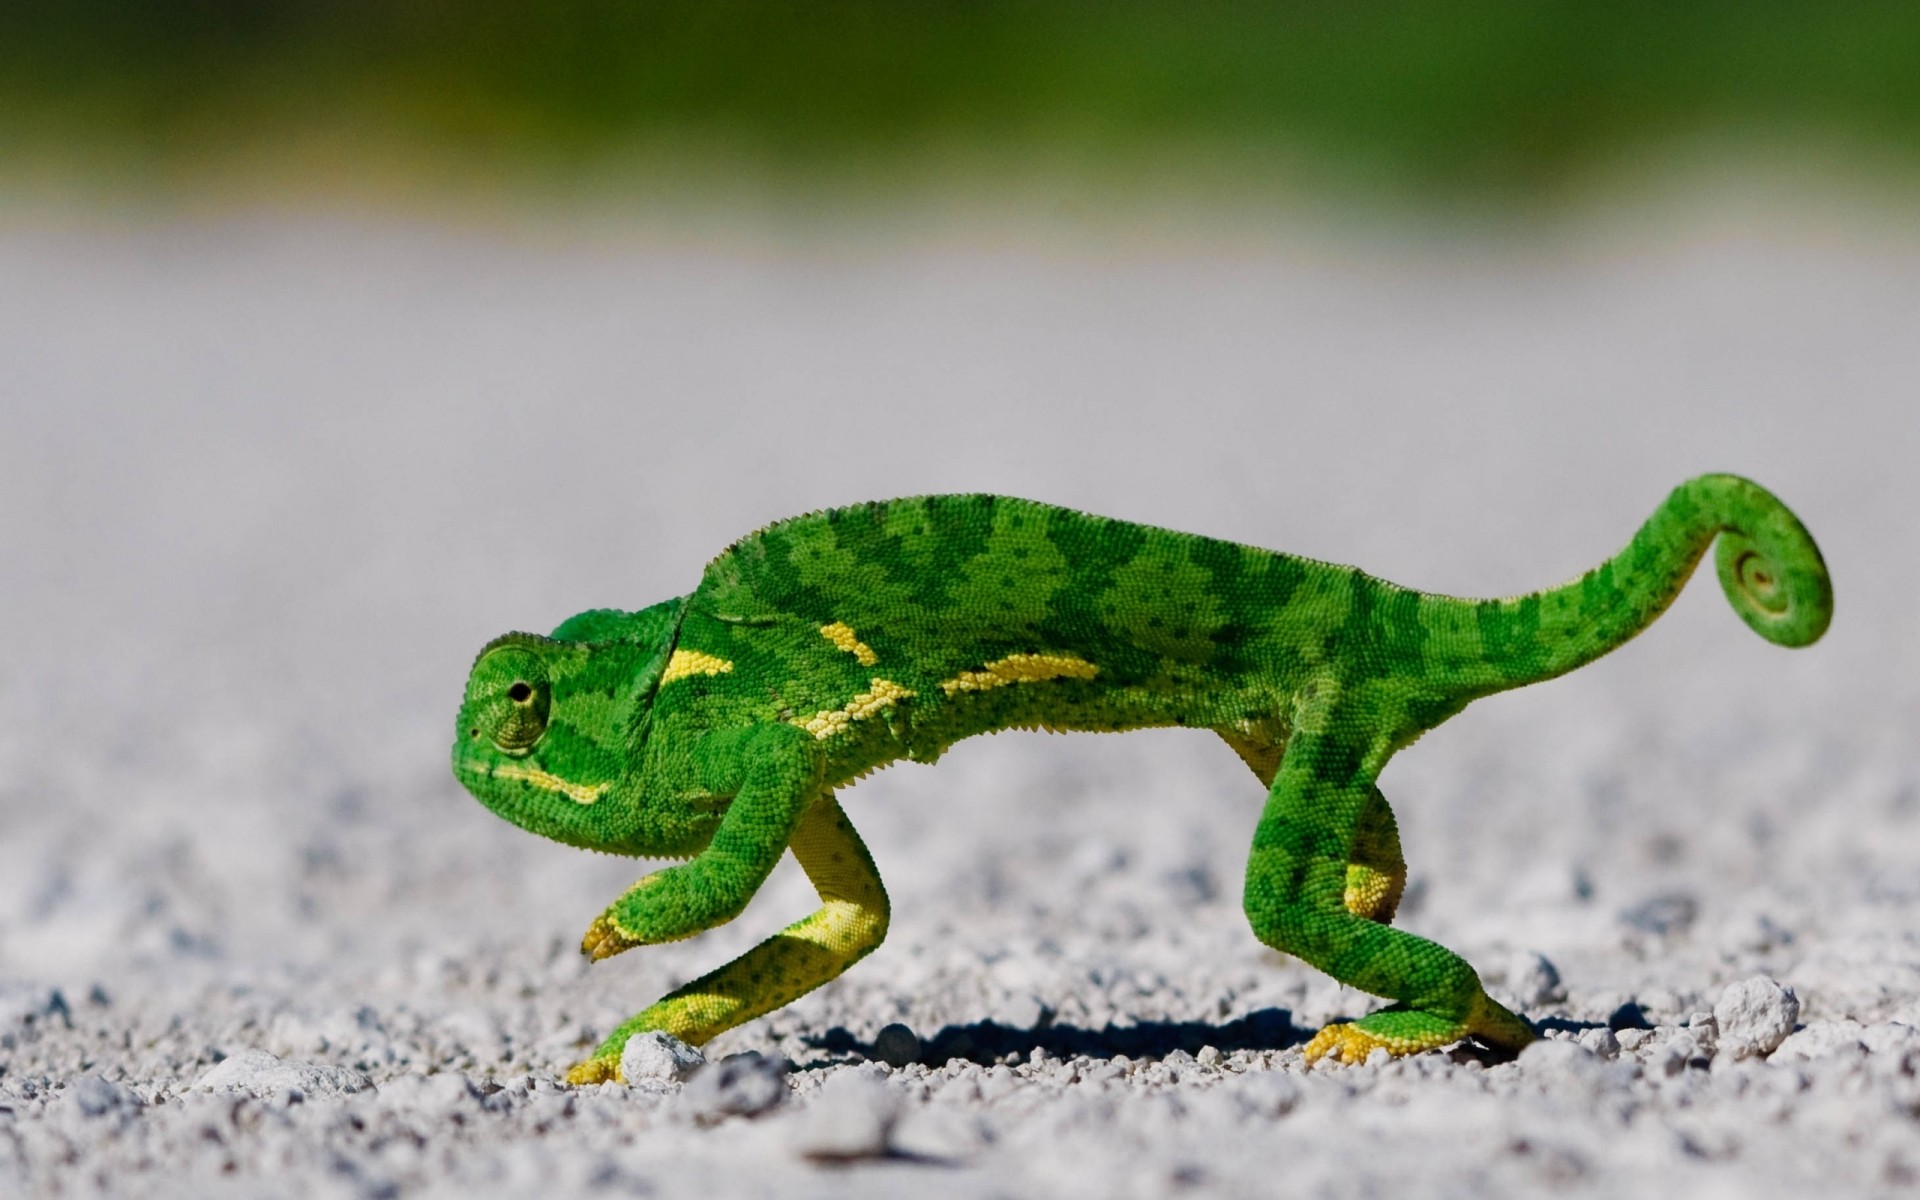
top-left (793, 678), bottom-right (915, 740)
top-left (566, 795), bottom-right (889, 1082)
top-left (819, 621), bottom-right (878, 666)
top-left (488, 763), bottom-right (606, 806)
top-left (938, 652), bottom-right (1099, 696)
top-left (660, 648), bottom-right (733, 686)
top-left (1343, 864), bottom-right (1402, 922)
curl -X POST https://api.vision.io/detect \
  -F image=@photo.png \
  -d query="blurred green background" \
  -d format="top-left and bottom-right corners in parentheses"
top-left (5, 0), bottom-right (1919, 208)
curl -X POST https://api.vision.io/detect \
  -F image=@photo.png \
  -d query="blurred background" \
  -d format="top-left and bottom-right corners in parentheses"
top-left (0, 1), bottom-right (1915, 1038)
top-left (6, 0), bottom-right (1920, 209)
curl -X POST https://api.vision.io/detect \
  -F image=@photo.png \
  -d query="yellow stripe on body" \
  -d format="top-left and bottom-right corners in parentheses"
top-left (793, 678), bottom-right (915, 740)
top-left (489, 763), bottom-right (606, 806)
top-left (660, 648), bottom-right (733, 685)
top-left (938, 651), bottom-right (1099, 695)
top-left (818, 621), bottom-right (878, 666)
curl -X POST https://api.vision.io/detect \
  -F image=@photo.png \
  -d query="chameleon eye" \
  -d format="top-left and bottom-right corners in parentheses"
top-left (472, 644), bottom-right (552, 754)
top-left (492, 680), bottom-right (549, 752)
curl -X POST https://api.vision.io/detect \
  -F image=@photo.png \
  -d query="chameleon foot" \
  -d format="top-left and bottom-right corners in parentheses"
top-left (1303, 993), bottom-right (1538, 1066)
top-left (1301, 1021), bottom-right (1430, 1066)
top-left (580, 912), bottom-right (639, 962)
top-left (565, 1056), bottom-right (623, 1086)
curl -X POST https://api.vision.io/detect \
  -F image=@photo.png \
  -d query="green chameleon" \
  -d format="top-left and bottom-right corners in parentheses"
top-left (451, 475), bottom-right (1830, 1084)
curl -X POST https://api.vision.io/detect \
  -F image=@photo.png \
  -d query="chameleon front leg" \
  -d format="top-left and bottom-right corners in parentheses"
top-left (1243, 731), bottom-right (1534, 1065)
top-left (566, 790), bottom-right (890, 1084)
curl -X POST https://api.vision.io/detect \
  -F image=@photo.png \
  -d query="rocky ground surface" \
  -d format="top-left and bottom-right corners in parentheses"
top-left (1, 202), bottom-right (1916, 1198)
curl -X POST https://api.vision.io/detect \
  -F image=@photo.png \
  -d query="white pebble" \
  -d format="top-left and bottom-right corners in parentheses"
top-left (69, 1075), bottom-right (141, 1118)
top-left (680, 1053), bottom-right (787, 1124)
top-left (790, 1068), bottom-right (901, 1161)
top-left (193, 1050), bottom-right (374, 1099)
top-left (1772, 1020), bottom-right (1868, 1064)
top-left (1576, 1028), bottom-right (1621, 1061)
top-left (620, 1031), bottom-right (706, 1086)
top-left (1712, 978), bottom-right (1800, 1060)
top-left (1520, 1038), bottom-right (1602, 1083)
top-left (1501, 951), bottom-right (1566, 1008)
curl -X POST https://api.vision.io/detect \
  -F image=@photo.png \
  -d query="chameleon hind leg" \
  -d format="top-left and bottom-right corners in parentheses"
top-left (1219, 730), bottom-right (1403, 924)
top-left (1243, 732), bottom-right (1534, 1065)
top-left (1344, 784), bottom-right (1406, 925)
top-left (566, 793), bottom-right (890, 1084)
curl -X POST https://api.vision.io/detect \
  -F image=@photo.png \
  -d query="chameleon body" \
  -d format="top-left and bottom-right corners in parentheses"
top-left (451, 475), bottom-right (1831, 1084)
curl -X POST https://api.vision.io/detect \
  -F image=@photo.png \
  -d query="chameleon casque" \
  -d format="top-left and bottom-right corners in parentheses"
top-left (452, 475), bottom-right (1831, 1085)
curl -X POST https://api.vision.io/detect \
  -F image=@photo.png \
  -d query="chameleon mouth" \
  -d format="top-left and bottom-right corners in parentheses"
top-left (457, 754), bottom-right (606, 806)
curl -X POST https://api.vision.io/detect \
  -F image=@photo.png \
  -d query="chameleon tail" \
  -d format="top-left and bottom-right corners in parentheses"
top-left (1463, 474), bottom-right (1831, 692)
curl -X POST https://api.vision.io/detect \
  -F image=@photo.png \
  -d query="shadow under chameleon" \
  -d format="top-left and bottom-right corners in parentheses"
top-left (801, 1006), bottom-right (1602, 1070)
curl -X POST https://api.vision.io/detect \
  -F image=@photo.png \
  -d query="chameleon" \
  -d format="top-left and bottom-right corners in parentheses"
top-left (451, 474), bottom-right (1830, 1084)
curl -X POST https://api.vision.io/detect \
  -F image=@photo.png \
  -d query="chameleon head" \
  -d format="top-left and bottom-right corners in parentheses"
top-left (452, 631), bottom-right (639, 851)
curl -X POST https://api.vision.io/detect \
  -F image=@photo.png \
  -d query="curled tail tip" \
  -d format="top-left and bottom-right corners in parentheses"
top-left (1697, 477), bottom-right (1833, 648)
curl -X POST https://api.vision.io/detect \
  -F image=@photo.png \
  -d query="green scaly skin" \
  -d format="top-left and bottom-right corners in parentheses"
top-left (451, 474), bottom-right (1832, 1083)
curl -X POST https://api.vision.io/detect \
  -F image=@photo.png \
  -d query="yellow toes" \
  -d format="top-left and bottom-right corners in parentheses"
top-left (1302, 1023), bottom-right (1398, 1066)
top-left (565, 1056), bottom-right (622, 1086)
top-left (580, 913), bottom-right (637, 961)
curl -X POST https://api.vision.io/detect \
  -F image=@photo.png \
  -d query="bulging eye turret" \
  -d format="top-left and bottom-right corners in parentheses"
top-left (471, 643), bottom-right (552, 754)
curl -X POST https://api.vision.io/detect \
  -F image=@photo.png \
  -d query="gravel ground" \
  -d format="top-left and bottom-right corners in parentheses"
top-left (2, 201), bottom-right (1917, 1198)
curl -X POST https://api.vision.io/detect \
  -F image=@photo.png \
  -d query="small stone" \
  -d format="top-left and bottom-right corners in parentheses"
top-left (1520, 1038), bottom-right (1602, 1083)
top-left (1684, 1011), bottom-right (1719, 1058)
top-left (193, 1050), bottom-right (374, 1099)
top-left (872, 1023), bottom-right (923, 1069)
top-left (1363, 1047), bottom-right (1391, 1068)
top-left (1772, 1020), bottom-right (1868, 1064)
top-left (69, 1075), bottom-right (141, 1118)
top-left (681, 1053), bottom-right (787, 1124)
top-left (790, 1068), bottom-right (900, 1161)
top-left (978, 1064), bottom-right (1020, 1101)
top-left (1860, 1021), bottom-right (1920, 1068)
top-left (1651, 1033), bottom-right (1703, 1077)
top-left (1576, 1027), bottom-right (1621, 1061)
top-left (1713, 977), bottom-right (1799, 1060)
top-left (620, 1032), bottom-right (705, 1086)
top-left (1499, 951), bottom-right (1567, 1008)
top-left (1195, 1045), bottom-right (1223, 1067)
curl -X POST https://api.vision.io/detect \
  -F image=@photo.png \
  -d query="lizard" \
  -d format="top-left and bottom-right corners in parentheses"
top-left (450, 474), bottom-right (1831, 1085)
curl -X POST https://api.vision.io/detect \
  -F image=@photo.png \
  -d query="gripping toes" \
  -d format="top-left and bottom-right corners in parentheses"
top-left (1302, 1017), bottom-right (1459, 1065)
top-left (581, 911), bottom-right (639, 961)
top-left (1303, 992), bottom-right (1537, 1067)
top-left (566, 1055), bottom-right (622, 1086)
